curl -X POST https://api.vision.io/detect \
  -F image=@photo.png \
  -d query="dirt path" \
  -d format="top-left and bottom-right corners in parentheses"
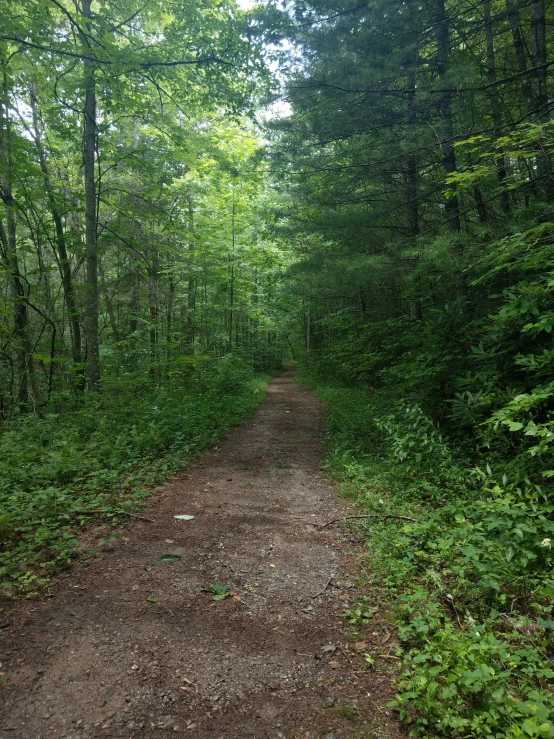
top-left (1, 366), bottom-right (404, 739)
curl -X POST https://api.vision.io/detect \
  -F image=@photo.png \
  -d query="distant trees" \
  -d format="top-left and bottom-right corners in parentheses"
top-left (269, 0), bottom-right (554, 371)
top-left (0, 0), bottom-right (286, 416)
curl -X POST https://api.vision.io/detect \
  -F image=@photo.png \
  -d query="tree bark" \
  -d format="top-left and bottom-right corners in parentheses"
top-left (527, 0), bottom-right (553, 201)
top-left (406, 64), bottom-right (420, 238)
top-left (404, 12), bottom-right (422, 320)
top-left (484, 0), bottom-right (511, 214)
top-left (82, 0), bottom-right (100, 391)
top-left (505, 0), bottom-right (552, 200)
top-left (434, 0), bottom-right (462, 238)
top-left (29, 89), bottom-right (83, 369)
top-left (187, 195), bottom-right (195, 348)
top-left (528, 0), bottom-right (548, 118)
top-left (129, 271), bottom-right (140, 336)
top-left (0, 87), bottom-right (30, 409)
top-left (505, 0), bottom-right (536, 112)
top-left (149, 247), bottom-right (158, 379)
top-left (473, 182), bottom-right (489, 224)
top-left (98, 258), bottom-right (119, 342)
top-left (166, 270), bottom-right (175, 372)
top-left (228, 191), bottom-right (235, 353)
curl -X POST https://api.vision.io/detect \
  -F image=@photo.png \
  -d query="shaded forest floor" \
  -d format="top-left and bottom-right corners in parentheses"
top-left (1, 366), bottom-right (404, 739)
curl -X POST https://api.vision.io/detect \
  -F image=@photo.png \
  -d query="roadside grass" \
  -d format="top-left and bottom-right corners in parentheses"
top-left (299, 373), bottom-right (554, 739)
top-left (0, 360), bottom-right (269, 597)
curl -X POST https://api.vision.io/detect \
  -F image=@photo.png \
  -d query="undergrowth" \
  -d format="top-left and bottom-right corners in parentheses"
top-left (299, 373), bottom-right (554, 739)
top-left (0, 358), bottom-right (268, 597)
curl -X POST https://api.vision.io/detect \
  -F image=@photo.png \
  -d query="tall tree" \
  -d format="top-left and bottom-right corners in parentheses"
top-left (82, 0), bottom-right (100, 390)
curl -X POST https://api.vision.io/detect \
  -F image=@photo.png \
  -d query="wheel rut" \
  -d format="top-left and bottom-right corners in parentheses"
top-left (1, 365), bottom-right (405, 739)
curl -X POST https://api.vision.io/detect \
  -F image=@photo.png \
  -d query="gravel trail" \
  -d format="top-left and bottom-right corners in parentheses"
top-left (1, 365), bottom-right (404, 739)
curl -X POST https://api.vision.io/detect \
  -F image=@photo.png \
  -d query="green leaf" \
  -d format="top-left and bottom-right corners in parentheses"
top-left (156, 554), bottom-right (182, 563)
top-left (201, 583), bottom-right (228, 600)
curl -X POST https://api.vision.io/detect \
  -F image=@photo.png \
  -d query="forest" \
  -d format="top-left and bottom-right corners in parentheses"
top-left (2, 0), bottom-right (554, 737)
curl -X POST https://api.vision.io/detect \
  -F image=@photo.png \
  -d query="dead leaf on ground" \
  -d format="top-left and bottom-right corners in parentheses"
top-left (100, 685), bottom-right (116, 706)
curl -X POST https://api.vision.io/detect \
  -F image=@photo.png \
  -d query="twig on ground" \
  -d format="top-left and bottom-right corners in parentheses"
top-left (338, 644), bottom-right (352, 663)
top-left (291, 516), bottom-right (318, 525)
top-left (116, 511), bottom-right (156, 524)
top-left (311, 577), bottom-right (333, 599)
top-left (498, 613), bottom-right (554, 668)
top-left (73, 509), bottom-right (157, 524)
top-left (318, 514), bottom-right (418, 530)
top-left (428, 570), bottom-right (475, 630)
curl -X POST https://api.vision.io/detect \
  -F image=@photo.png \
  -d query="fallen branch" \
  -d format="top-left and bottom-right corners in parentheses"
top-left (311, 577), bottom-right (333, 599)
top-left (427, 569), bottom-right (475, 631)
top-left (74, 508), bottom-right (157, 524)
top-left (116, 510), bottom-right (157, 524)
top-left (318, 514), bottom-right (418, 530)
top-left (338, 643), bottom-right (352, 664)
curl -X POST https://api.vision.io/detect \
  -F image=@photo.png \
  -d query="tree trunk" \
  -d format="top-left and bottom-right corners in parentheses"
top-left (82, 0), bottom-right (100, 391)
top-left (129, 270), bottom-right (140, 336)
top-left (473, 182), bottom-right (489, 223)
top-left (0, 87), bottom-right (30, 409)
top-left (98, 258), bottom-right (119, 342)
top-left (228, 191), bottom-right (235, 353)
top-left (149, 248), bottom-right (158, 379)
top-left (484, 0), bottom-right (511, 214)
top-left (435, 0), bottom-right (461, 239)
top-left (505, 0), bottom-right (536, 112)
top-left (527, 0), bottom-right (553, 201)
top-left (528, 0), bottom-right (548, 118)
top-left (187, 195), bottom-right (195, 348)
top-left (505, 0), bottom-right (552, 199)
top-left (29, 89), bottom-right (83, 369)
top-left (166, 271), bottom-right (175, 373)
top-left (305, 306), bottom-right (311, 368)
top-left (406, 65), bottom-right (420, 238)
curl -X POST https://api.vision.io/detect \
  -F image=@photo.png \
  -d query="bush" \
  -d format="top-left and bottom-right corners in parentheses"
top-left (301, 375), bottom-right (554, 738)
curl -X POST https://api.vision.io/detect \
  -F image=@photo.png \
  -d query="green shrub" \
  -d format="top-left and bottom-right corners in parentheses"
top-left (301, 376), bottom-right (554, 738)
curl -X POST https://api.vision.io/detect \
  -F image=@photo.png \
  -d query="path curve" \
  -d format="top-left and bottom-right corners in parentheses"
top-left (1, 366), bottom-right (403, 739)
